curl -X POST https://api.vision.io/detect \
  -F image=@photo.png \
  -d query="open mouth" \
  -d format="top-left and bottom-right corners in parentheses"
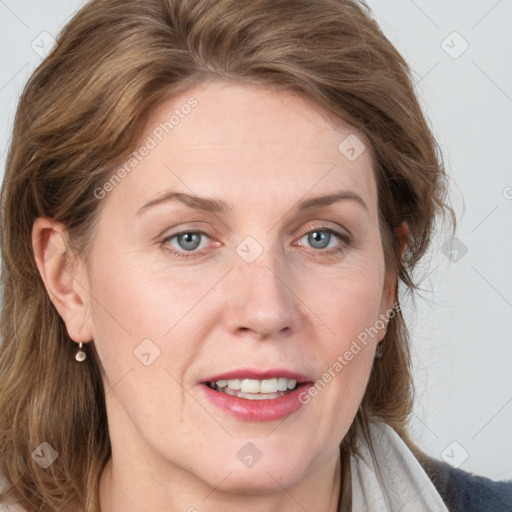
top-left (205, 377), bottom-right (300, 401)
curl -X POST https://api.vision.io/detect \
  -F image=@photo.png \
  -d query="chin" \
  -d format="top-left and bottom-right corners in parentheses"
top-left (198, 454), bottom-right (310, 495)
top-left (222, 468), bottom-right (304, 495)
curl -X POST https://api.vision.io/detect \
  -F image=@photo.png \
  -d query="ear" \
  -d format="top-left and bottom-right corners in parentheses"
top-left (377, 220), bottom-right (408, 340)
top-left (32, 218), bottom-right (93, 344)
top-left (394, 220), bottom-right (408, 260)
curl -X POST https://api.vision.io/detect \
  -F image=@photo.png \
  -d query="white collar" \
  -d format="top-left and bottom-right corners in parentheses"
top-left (350, 420), bottom-right (449, 511)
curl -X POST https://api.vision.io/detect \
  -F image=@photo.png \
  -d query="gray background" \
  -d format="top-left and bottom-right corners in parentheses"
top-left (1, 0), bottom-right (511, 480)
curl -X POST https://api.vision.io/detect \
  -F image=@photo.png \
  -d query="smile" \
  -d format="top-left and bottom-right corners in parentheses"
top-left (200, 370), bottom-right (313, 421)
top-left (206, 377), bottom-right (299, 400)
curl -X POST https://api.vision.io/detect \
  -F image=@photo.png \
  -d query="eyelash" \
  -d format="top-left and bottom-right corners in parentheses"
top-left (160, 226), bottom-right (352, 260)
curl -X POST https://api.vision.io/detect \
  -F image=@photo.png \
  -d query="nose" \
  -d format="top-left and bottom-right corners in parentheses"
top-left (222, 249), bottom-right (303, 341)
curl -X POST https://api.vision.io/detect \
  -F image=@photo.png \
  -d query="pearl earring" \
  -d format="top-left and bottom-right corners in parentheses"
top-left (75, 342), bottom-right (86, 362)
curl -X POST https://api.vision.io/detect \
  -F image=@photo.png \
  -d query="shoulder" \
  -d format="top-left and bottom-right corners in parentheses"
top-left (419, 454), bottom-right (512, 512)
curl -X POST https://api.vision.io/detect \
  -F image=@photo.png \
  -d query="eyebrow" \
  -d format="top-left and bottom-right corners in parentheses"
top-left (136, 189), bottom-right (369, 216)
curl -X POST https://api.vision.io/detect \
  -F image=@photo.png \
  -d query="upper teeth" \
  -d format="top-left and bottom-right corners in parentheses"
top-left (213, 378), bottom-right (297, 394)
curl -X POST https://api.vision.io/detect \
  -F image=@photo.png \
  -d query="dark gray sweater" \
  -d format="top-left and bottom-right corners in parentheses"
top-left (421, 455), bottom-right (512, 511)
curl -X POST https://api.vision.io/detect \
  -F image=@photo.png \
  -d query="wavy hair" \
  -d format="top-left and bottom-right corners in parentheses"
top-left (0, 0), bottom-right (455, 510)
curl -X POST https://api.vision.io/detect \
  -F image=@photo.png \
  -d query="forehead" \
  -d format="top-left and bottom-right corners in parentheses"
top-left (112, 80), bottom-right (377, 215)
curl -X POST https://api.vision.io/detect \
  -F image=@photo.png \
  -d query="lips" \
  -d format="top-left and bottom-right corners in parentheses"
top-left (199, 368), bottom-right (314, 421)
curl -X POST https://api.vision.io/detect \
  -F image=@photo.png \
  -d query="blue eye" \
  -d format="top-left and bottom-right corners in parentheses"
top-left (173, 232), bottom-right (204, 251)
top-left (160, 227), bottom-right (351, 260)
top-left (161, 230), bottom-right (210, 259)
top-left (294, 227), bottom-right (352, 258)
top-left (300, 229), bottom-right (340, 250)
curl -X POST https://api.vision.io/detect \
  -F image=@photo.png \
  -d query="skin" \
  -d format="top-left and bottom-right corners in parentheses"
top-left (33, 80), bottom-right (407, 512)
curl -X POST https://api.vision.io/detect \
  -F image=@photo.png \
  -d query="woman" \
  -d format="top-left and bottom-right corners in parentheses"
top-left (0, 0), bottom-right (510, 511)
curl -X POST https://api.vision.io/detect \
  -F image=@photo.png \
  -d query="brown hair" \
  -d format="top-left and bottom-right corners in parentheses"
top-left (0, 0), bottom-right (455, 510)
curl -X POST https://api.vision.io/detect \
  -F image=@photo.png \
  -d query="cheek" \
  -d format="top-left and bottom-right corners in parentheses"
top-left (88, 247), bottom-right (195, 337)
top-left (86, 247), bottom-right (219, 383)
top-left (300, 253), bottom-right (385, 423)
top-left (85, 258), bottom-right (199, 430)
top-left (85, 252), bottom-right (170, 381)
top-left (320, 275), bottom-right (380, 380)
top-left (311, 255), bottom-right (386, 344)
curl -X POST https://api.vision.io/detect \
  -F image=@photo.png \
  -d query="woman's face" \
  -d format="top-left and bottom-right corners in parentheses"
top-left (77, 81), bottom-right (395, 493)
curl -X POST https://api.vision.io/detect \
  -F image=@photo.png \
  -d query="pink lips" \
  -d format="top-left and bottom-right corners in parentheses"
top-left (200, 367), bottom-right (314, 422)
